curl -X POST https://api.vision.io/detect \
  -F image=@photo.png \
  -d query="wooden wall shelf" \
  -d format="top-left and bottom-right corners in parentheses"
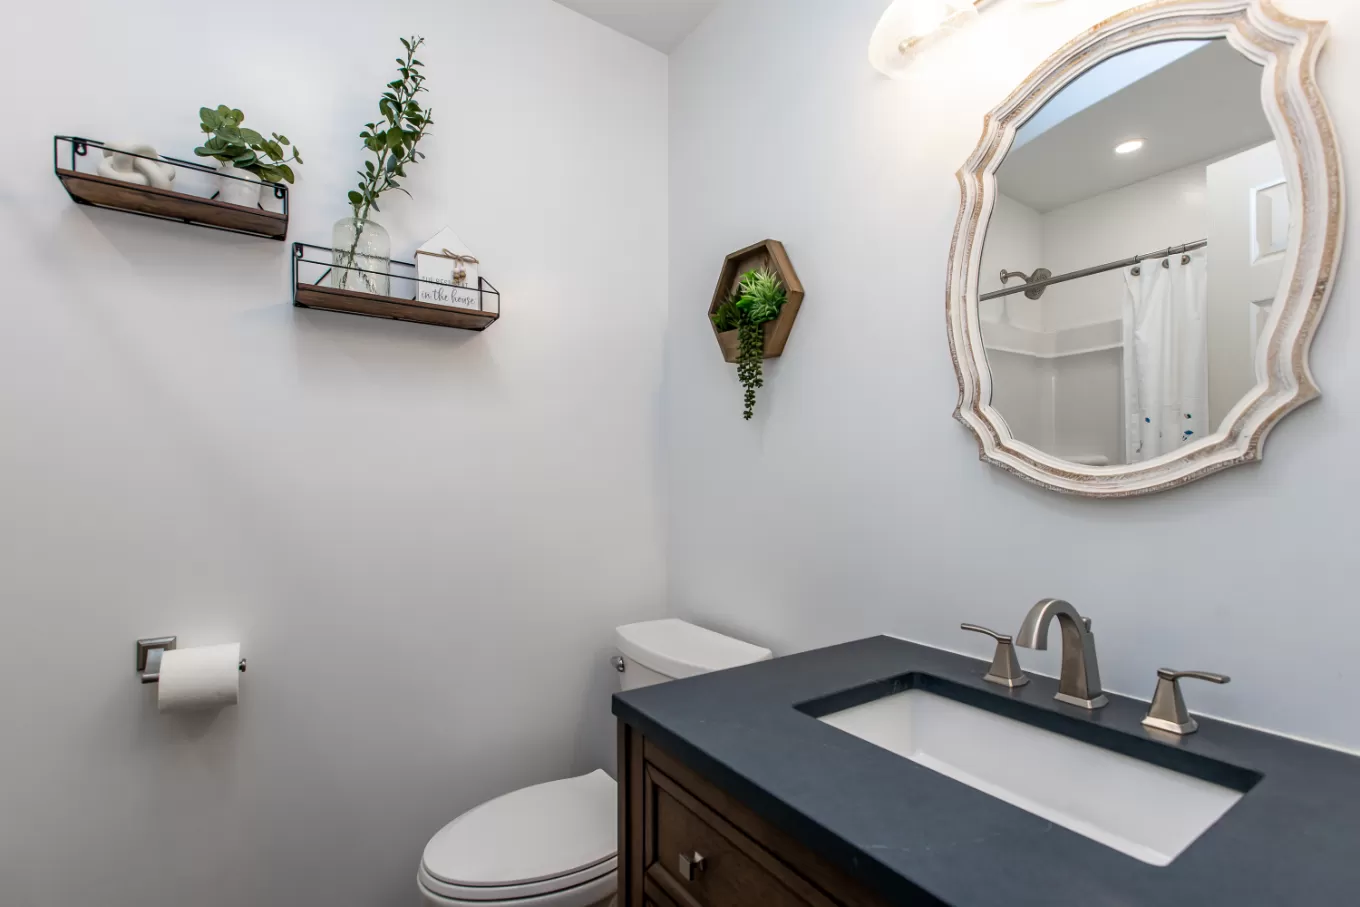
top-left (709, 240), bottom-right (804, 363)
top-left (54, 136), bottom-right (288, 240)
top-left (291, 243), bottom-right (501, 332)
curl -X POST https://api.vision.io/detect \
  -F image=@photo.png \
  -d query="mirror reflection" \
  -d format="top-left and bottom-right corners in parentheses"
top-left (980, 39), bottom-right (1287, 467)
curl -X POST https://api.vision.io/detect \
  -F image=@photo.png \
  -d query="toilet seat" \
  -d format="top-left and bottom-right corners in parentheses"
top-left (419, 770), bottom-right (617, 905)
top-left (417, 860), bottom-right (615, 905)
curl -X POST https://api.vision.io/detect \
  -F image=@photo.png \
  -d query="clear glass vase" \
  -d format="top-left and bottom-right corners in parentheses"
top-left (331, 217), bottom-right (391, 296)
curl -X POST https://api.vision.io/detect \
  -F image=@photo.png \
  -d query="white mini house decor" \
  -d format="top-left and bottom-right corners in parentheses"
top-left (415, 227), bottom-right (483, 310)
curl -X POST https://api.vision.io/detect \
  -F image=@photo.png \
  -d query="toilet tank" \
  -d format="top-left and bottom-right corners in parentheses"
top-left (614, 619), bottom-right (772, 691)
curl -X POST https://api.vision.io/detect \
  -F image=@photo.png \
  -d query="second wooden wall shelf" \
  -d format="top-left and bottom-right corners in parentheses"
top-left (291, 243), bottom-right (501, 331)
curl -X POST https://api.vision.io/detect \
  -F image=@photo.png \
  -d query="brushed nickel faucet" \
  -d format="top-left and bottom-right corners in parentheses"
top-left (1015, 599), bottom-right (1109, 709)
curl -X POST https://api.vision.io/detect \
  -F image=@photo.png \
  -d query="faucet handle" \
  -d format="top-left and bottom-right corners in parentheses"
top-left (1142, 668), bottom-right (1231, 736)
top-left (961, 623), bottom-right (1009, 643)
top-left (1159, 669), bottom-right (1230, 684)
top-left (961, 624), bottom-right (1029, 689)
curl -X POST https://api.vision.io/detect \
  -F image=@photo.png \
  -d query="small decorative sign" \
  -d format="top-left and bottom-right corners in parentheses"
top-left (415, 227), bottom-right (481, 309)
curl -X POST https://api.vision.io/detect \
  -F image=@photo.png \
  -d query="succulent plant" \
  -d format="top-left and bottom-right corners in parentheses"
top-left (736, 268), bottom-right (786, 324)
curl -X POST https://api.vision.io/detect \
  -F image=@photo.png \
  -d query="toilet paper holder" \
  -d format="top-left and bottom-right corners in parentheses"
top-left (136, 636), bottom-right (247, 684)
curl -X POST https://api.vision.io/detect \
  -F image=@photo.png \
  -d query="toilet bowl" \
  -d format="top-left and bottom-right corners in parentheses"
top-left (418, 770), bottom-right (618, 907)
top-left (418, 619), bottom-right (772, 906)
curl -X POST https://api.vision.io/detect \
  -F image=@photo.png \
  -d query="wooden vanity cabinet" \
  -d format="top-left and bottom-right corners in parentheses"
top-left (617, 721), bottom-right (901, 907)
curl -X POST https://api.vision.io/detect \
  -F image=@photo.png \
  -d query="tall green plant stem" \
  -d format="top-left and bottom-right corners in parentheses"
top-left (340, 36), bottom-right (434, 291)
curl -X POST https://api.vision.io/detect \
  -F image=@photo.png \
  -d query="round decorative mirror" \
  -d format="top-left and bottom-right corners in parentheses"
top-left (947, 0), bottom-right (1343, 496)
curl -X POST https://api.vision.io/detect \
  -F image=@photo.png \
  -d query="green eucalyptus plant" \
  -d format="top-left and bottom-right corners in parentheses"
top-left (337, 35), bottom-right (435, 292)
top-left (348, 36), bottom-right (434, 224)
top-left (194, 106), bottom-right (302, 183)
top-left (711, 268), bottom-right (788, 420)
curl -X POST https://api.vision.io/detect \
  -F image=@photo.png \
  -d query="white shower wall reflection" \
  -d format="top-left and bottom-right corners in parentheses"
top-left (980, 39), bottom-right (1287, 467)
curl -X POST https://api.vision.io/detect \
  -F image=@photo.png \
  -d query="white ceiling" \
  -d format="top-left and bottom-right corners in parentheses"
top-left (552, 0), bottom-right (720, 52)
top-left (1000, 40), bottom-right (1274, 213)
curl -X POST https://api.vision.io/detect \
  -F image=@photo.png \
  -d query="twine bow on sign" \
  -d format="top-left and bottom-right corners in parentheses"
top-left (434, 248), bottom-right (479, 285)
top-left (435, 249), bottom-right (480, 265)
top-left (416, 246), bottom-right (481, 286)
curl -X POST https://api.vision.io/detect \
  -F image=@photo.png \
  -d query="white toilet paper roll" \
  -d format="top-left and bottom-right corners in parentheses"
top-left (158, 643), bottom-right (241, 713)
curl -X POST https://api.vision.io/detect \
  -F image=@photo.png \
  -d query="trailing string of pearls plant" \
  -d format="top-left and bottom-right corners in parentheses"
top-left (710, 268), bottom-right (789, 420)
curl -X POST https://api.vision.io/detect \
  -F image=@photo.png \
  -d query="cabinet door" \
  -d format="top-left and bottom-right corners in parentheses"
top-left (619, 720), bottom-right (905, 907)
top-left (648, 770), bottom-right (816, 907)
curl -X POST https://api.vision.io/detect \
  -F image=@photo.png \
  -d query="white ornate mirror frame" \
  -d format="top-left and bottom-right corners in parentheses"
top-left (947, 0), bottom-right (1344, 497)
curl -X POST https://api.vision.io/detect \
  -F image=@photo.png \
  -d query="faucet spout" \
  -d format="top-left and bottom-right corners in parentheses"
top-left (1015, 599), bottom-right (1108, 710)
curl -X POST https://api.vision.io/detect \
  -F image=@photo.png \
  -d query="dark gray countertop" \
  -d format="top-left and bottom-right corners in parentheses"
top-left (612, 636), bottom-right (1360, 906)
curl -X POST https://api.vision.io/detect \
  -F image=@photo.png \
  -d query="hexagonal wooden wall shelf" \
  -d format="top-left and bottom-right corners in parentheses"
top-left (709, 240), bottom-right (804, 363)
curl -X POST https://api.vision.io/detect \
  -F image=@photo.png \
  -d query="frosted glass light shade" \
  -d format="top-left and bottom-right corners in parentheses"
top-left (869, 0), bottom-right (980, 77)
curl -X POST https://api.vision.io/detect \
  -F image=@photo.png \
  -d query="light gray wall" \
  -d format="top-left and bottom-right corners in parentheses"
top-left (0, 2), bottom-right (668, 906)
top-left (665, 0), bottom-right (1360, 752)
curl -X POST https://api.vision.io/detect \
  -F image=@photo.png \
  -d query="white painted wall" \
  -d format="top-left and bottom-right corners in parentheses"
top-left (665, 0), bottom-right (1360, 752)
top-left (0, 2), bottom-right (668, 907)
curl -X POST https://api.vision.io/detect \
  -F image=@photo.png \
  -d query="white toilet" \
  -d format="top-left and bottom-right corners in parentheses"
top-left (417, 619), bottom-right (772, 907)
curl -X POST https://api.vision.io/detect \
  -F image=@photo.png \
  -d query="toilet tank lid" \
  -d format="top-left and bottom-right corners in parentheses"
top-left (615, 619), bottom-right (772, 679)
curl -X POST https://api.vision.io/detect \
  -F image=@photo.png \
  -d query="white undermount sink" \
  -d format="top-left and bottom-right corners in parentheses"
top-left (818, 689), bottom-right (1245, 866)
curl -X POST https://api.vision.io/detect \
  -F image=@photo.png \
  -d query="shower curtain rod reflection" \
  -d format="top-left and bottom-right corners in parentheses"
top-left (981, 240), bottom-right (1208, 301)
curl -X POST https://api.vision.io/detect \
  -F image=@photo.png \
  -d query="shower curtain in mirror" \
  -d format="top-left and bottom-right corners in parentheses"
top-left (1122, 253), bottom-right (1209, 463)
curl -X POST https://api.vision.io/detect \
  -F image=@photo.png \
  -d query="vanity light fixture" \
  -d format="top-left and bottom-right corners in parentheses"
top-left (869, 0), bottom-right (981, 77)
top-left (870, 0), bottom-right (1063, 77)
top-left (1114, 138), bottom-right (1147, 155)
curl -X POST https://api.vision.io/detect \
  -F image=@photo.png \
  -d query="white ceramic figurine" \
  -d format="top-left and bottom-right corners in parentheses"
top-left (97, 143), bottom-right (176, 191)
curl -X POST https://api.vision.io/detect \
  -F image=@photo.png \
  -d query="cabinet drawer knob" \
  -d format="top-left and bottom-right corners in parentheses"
top-left (678, 851), bottom-right (707, 881)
